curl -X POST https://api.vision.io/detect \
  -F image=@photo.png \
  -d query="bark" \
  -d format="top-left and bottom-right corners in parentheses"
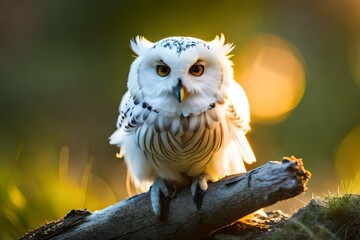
top-left (21, 157), bottom-right (311, 240)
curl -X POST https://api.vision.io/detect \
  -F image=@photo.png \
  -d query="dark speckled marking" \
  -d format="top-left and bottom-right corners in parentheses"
top-left (151, 37), bottom-right (210, 55)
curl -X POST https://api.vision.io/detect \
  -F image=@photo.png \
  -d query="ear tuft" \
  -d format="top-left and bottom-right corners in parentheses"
top-left (209, 33), bottom-right (234, 56)
top-left (130, 36), bottom-right (154, 56)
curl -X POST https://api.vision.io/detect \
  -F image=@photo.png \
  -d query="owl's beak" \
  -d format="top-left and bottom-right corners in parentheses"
top-left (173, 80), bottom-right (187, 103)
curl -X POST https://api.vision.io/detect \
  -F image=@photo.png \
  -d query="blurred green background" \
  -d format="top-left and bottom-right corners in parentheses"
top-left (1, 1), bottom-right (360, 238)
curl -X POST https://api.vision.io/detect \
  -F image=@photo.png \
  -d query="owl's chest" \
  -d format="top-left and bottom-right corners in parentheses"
top-left (134, 110), bottom-right (224, 171)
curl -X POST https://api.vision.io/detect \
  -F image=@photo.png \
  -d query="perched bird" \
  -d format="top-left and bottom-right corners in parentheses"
top-left (110, 35), bottom-right (256, 217)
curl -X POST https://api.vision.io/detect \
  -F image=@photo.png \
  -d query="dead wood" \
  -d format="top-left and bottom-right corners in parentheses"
top-left (21, 156), bottom-right (311, 240)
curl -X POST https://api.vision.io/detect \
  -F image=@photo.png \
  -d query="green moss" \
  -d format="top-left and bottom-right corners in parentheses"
top-left (264, 194), bottom-right (360, 240)
top-left (324, 194), bottom-right (360, 239)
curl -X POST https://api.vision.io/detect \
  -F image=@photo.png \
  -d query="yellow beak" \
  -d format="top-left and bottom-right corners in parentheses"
top-left (174, 81), bottom-right (188, 103)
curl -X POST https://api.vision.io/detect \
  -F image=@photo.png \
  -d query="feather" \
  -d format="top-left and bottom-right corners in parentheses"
top-left (188, 114), bottom-right (201, 132)
top-left (181, 115), bottom-right (190, 132)
top-left (170, 116), bottom-right (181, 136)
top-left (163, 116), bottom-right (172, 132)
top-left (130, 36), bottom-right (154, 56)
top-left (207, 106), bottom-right (218, 122)
top-left (204, 111), bottom-right (217, 130)
top-left (145, 111), bottom-right (158, 126)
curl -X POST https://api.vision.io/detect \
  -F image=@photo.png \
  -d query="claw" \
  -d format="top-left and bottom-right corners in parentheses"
top-left (193, 183), bottom-right (205, 210)
top-left (150, 178), bottom-right (172, 219)
top-left (191, 173), bottom-right (212, 210)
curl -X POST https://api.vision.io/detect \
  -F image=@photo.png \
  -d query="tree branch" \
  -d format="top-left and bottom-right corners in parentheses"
top-left (21, 157), bottom-right (311, 240)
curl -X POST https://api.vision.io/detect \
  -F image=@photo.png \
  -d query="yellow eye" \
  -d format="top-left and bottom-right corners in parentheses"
top-left (157, 65), bottom-right (171, 77)
top-left (189, 64), bottom-right (204, 76)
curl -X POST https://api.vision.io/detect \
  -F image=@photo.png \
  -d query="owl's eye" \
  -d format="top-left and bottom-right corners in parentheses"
top-left (157, 65), bottom-right (171, 77)
top-left (189, 64), bottom-right (204, 76)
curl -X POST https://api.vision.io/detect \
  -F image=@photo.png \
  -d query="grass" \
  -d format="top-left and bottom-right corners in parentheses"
top-left (265, 194), bottom-right (360, 240)
top-left (0, 146), bottom-right (118, 240)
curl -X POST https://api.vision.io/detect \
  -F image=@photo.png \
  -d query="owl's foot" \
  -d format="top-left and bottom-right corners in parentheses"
top-left (150, 178), bottom-right (176, 219)
top-left (191, 173), bottom-right (213, 210)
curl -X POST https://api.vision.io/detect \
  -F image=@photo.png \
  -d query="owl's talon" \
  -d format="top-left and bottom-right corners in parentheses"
top-left (150, 178), bottom-right (172, 219)
top-left (191, 173), bottom-right (212, 210)
top-left (193, 183), bottom-right (205, 210)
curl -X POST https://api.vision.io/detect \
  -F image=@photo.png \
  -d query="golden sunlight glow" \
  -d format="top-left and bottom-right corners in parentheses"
top-left (84, 173), bottom-right (117, 211)
top-left (37, 147), bottom-right (116, 217)
top-left (9, 185), bottom-right (26, 209)
top-left (237, 34), bottom-right (306, 124)
top-left (3, 207), bottom-right (21, 227)
top-left (335, 124), bottom-right (360, 193)
top-left (59, 145), bottom-right (69, 183)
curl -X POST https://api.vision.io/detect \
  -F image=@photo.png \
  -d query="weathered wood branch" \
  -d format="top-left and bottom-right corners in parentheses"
top-left (21, 157), bottom-right (311, 240)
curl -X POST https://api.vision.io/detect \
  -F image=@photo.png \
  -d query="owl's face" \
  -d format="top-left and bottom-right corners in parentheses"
top-left (127, 35), bottom-right (234, 116)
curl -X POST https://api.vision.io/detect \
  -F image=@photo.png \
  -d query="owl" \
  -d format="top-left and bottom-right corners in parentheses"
top-left (110, 34), bottom-right (256, 217)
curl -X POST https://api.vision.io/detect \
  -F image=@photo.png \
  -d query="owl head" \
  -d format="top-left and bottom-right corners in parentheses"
top-left (127, 34), bottom-right (234, 116)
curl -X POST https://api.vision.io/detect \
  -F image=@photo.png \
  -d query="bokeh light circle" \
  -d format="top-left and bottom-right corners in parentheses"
top-left (237, 34), bottom-right (306, 124)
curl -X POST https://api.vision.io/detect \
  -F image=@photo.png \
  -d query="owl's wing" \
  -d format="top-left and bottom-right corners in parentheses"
top-left (206, 79), bottom-right (256, 179)
top-left (109, 91), bottom-right (140, 157)
top-left (223, 81), bottom-right (256, 165)
top-left (226, 81), bottom-right (256, 164)
top-left (110, 92), bottom-right (159, 191)
top-left (205, 81), bottom-right (256, 179)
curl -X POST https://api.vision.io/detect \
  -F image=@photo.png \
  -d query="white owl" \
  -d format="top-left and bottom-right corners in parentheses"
top-left (110, 34), bottom-right (256, 217)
